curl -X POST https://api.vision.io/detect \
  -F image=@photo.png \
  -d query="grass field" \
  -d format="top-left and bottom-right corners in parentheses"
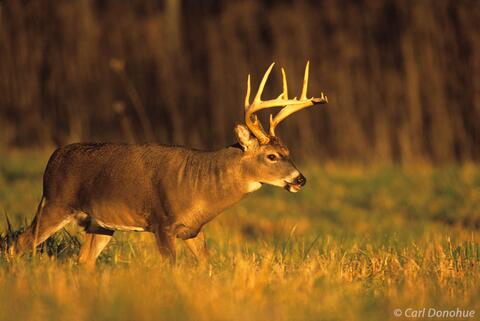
top-left (0, 150), bottom-right (479, 321)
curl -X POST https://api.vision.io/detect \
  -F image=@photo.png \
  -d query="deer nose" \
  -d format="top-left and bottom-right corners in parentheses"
top-left (294, 174), bottom-right (306, 186)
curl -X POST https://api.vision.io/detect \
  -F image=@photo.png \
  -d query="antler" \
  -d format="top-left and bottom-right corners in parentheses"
top-left (269, 62), bottom-right (328, 136)
top-left (244, 62), bottom-right (328, 144)
top-left (244, 63), bottom-right (282, 144)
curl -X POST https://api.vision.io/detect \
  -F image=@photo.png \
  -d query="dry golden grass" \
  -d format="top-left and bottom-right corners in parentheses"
top-left (0, 151), bottom-right (479, 321)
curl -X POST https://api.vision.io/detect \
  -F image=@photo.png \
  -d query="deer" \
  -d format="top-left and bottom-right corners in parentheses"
top-left (14, 62), bottom-right (328, 266)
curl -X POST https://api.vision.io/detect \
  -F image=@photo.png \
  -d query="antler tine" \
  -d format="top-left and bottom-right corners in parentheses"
top-left (254, 63), bottom-right (275, 103)
top-left (281, 67), bottom-right (288, 99)
top-left (244, 74), bottom-right (251, 108)
top-left (300, 61), bottom-right (309, 100)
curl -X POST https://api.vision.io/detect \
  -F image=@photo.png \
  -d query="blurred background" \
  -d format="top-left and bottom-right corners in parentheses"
top-left (0, 0), bottom-right (478, 163)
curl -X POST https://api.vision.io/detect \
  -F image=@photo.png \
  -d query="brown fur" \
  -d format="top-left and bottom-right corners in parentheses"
top-left (16, 125), bottom-right (305, 265)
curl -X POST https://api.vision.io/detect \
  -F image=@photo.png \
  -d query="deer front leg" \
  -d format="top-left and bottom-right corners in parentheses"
top-left (154, 227), bottom-right (176, 263)
top-left (183, 231), bottom-right (209, 263)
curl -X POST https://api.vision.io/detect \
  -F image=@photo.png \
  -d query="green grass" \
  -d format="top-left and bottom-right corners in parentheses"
top-left (0, 151), bottom-right (479, 321)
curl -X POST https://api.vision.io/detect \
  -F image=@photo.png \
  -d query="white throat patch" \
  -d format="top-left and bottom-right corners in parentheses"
top-left (247, 182), bottom-right (262, 192)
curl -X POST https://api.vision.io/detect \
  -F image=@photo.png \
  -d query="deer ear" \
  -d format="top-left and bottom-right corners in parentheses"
top-left (234, 124), bottom-right (259, 151)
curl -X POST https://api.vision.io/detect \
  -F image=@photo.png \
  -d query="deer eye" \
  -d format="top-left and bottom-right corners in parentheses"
top-left (267, 154), bottom-right (278, 161)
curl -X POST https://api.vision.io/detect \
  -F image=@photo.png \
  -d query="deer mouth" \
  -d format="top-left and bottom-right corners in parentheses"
top-left (284, 181), bottom-right (302, 193)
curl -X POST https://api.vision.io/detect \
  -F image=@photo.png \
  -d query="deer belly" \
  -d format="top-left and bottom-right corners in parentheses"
top-left (84, 202), bottom-right (149, 232)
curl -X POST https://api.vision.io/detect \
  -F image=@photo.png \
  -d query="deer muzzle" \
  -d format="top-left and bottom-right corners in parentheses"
top-left (285, 173), bottom-right (306, 193)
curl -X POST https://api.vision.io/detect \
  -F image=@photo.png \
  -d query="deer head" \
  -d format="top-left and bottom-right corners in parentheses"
top-left (234, 62), bottom-right (328, 193)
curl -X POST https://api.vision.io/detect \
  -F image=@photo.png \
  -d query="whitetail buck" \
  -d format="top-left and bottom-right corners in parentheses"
top-left (15, 62), bottom-right (328, 265)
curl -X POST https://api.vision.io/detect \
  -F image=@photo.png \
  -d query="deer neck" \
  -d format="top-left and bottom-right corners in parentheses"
top-left (178, 146), bottom-right (260, 215)
top-left (201, 145), bottom-right (259, 197)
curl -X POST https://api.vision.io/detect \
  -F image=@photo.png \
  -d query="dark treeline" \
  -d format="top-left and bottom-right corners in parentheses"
top-left (0, 0), bottom-right (478, 163)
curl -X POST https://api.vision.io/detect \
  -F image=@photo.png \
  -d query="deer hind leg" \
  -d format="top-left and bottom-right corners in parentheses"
top-left (15, 198), bottom-right (72, 254)
top-left (183, 231), bottom-right (209, 263)
top-left (78, 231), bottom-right (114, 267)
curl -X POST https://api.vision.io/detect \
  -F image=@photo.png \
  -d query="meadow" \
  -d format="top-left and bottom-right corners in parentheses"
top-left (0, 150), bottom-right (479, 321)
